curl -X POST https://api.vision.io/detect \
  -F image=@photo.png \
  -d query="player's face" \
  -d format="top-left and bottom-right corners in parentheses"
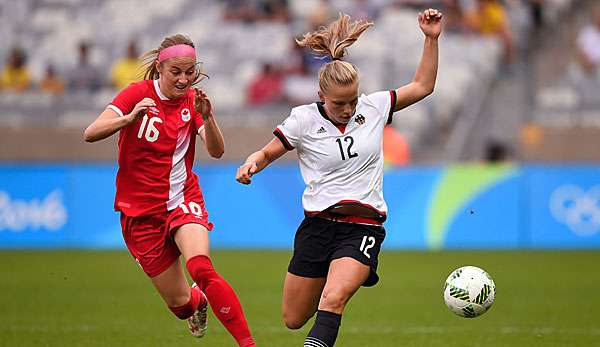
top-left (157, 57), bottom-right (196, 99)
top-left (320, 81), bottom-right (359, 124)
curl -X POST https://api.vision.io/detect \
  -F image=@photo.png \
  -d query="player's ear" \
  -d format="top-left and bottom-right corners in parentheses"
top-left (318, 90), bottom-right (325, 103)
top-left (155, 60), bottom-right (162, 74)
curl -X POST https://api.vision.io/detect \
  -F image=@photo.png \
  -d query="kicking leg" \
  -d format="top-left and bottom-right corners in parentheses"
top-left (304, 257), bottom-right (370, 347)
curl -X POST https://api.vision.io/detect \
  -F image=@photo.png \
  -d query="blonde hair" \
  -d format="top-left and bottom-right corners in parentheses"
top-left (296, 13), bottom-right (373, 93)
top-left (140, 34), bottom-right (207, 85)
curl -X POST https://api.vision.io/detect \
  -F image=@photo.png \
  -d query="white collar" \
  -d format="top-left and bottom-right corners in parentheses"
top-left (153, 79), bottom-right (170, 100)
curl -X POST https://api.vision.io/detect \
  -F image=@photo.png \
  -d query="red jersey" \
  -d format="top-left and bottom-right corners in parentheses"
top-left (108, 79), bottom-right (206, 217)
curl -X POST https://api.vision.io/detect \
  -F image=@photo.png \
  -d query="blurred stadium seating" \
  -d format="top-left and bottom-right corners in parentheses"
top-left (2, 0), bottom-right (595, 162)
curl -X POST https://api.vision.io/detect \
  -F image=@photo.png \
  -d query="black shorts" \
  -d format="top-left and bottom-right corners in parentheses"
top-left (288, 216), bottom-right (386, 287)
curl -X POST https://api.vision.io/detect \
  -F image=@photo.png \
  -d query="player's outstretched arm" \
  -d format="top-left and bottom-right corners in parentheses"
top-left (236, 138), bottom-right (287, 185)
top-left (195, 88), bottom-right (225, 158)
top-left (83, 98), bottom-right (155, 142)
top-left (392, 9), bottom-right (442, 112)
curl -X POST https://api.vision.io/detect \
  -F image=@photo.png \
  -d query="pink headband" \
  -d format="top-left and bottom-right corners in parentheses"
top-left (157, 44), bottom-right (196, 62)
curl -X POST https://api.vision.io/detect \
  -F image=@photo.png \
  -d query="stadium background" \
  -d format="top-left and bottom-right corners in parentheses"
top-left (1, 0), bottom-right (599, 346)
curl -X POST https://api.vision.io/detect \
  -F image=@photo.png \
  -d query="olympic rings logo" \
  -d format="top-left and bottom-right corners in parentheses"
top-left (549, 185), bottom-right (600, 236)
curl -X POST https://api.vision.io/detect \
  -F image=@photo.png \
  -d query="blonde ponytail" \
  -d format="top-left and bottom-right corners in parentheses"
top-left (296, 13), bottom-right (373, 92)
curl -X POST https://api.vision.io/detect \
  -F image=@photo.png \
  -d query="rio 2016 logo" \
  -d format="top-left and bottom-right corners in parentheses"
top-left (0, 190), bottom-right (67, 232)
top-left (549, 185), bottom-right (600, 236)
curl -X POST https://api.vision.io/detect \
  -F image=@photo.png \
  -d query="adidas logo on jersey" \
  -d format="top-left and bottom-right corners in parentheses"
top-left (317, 127), bottom-right (327, 134)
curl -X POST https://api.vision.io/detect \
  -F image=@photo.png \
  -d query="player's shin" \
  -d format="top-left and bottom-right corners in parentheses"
top-left (186, 255), bottom-right (256, 347)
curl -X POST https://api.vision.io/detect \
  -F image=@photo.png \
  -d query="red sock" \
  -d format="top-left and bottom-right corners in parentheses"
top-left (168, 285), bottom-right (205, 319)
top-left (187, 255), bottom-right (256, 347)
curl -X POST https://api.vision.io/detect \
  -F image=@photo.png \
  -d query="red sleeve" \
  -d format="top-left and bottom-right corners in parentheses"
top-left (108, 82), bottom-right (147, 117)
top-left (193, 108), bottom-right (205, 133)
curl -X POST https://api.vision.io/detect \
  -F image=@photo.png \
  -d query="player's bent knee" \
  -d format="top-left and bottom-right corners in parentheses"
top-left (164, 294), bottom-right (191, 309)
top-left (319, 289), bottom-right (350, 313)
top-left (282, 313), bottom-right (309, 330)
top-left (282, 306), bottom-right (314, 330)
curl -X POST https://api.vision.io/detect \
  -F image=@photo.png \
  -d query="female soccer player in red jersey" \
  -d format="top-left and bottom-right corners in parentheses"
top-left (84, 34), bottom-right (255, 347)
top-left (237, 10), bottom-right (442, 347)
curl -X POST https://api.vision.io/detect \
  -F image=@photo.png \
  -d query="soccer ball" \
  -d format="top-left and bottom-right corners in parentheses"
top-left (443, 266), bottom-right (495, 318)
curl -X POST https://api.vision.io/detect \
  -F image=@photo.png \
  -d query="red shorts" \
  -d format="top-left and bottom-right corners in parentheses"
top-left (120, 201), bottom-right (213, 278)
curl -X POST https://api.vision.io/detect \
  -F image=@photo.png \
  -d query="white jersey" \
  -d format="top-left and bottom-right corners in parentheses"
top-left (274, 90), bottom-right (396, 218)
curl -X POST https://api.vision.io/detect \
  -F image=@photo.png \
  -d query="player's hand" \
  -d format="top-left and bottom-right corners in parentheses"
top-left (194, 88), bottom-right (213, 120)
top-left (236, 162), bottom-right (259, 185)
top-left (418, 8), bottom-right (443, 39)
top-left (125, 98), bottom-right (155, 124)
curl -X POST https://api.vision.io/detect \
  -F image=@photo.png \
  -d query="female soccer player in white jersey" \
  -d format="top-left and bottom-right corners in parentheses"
top-left (84, 34), bottom-right (256, 347)
top-left (237, 10), bottom-right (442, 347)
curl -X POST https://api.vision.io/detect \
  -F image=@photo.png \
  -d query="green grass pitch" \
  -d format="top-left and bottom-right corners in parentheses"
top-left (1, 250), bottom-right (599, 346)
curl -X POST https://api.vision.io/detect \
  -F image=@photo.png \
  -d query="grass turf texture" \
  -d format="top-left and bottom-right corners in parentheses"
top-left (1, 250), bottom-right (599, 346)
